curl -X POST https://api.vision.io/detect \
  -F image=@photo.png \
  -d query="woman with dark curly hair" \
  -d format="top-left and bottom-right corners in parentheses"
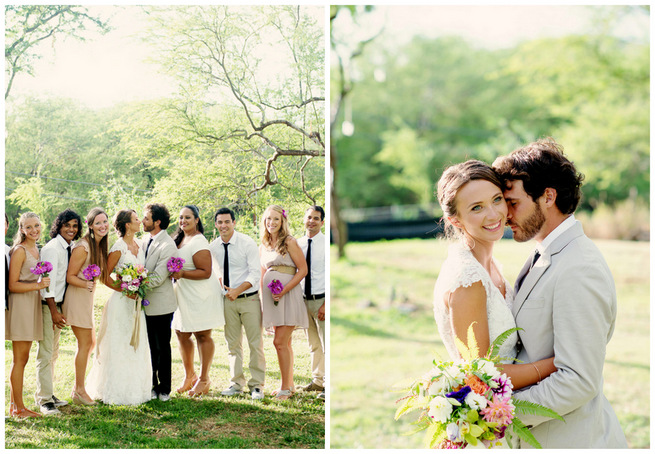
top-left (86, 209), bottom-right (152, 405)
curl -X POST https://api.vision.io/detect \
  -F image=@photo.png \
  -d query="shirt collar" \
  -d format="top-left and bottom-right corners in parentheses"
top-left (220, 231), bottom-right (237, 245)
top-left (537, 214), bottom-right (576, 254)
top-left (55, 234), bottom-right (72, 249)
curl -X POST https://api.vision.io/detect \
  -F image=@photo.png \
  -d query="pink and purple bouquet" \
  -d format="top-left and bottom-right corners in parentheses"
top-left (113, 263), bottom-right (151, 309)
top-left (82, 264), bottom-right (101, 281)
top-left (30, 261), bottom-right (53, 292)
top-left (167, 257), bottom-right (185, 273)
top-left (267, 279), bottom-right (284, 306)
top-left (395, 326), bottom-right (563, 449)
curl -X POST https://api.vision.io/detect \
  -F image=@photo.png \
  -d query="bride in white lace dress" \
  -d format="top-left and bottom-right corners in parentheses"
top-left (433, 161), bottom-right (556, 391)
top-left (87, 210), bottom-right (152, 405)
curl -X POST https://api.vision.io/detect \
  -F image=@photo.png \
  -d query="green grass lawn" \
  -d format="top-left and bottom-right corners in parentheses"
top-left (330, 238), bottom-right (649, 449)
top-left (5, 286), bottom-right (325, 449)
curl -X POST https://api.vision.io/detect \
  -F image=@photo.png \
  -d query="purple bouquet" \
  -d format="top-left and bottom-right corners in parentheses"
top-left (82, 264), bottom-right (101, 281)
top-left (267, 279), bottom-right (284, 306)
top-left (167, 257), bottom-right (185, 273)
top-left (30, 261), bottom-right (53, 292)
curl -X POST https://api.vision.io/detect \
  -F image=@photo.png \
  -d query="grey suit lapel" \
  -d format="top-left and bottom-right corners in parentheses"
top-left (513, 221), bottom-right (585, 317)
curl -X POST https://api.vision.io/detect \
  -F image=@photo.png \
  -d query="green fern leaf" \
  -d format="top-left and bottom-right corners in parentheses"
top-left (511, 417), bottom-right (542, 449)
top-left (514, 399), bottom-right (565, 422)
top-left (487, 327), bottom-right (523, 358)
top-left (394, 396), bottom-right (418, 420)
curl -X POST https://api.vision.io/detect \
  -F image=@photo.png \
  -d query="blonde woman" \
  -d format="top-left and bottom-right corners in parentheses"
top-left (6, 212), bottom-right (50, 418)
top-left (259, 205), bottom-right (308, 400)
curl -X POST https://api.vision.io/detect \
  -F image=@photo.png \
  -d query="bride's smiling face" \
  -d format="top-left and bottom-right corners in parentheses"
top-left (450, 179), bottom-right (508, 245)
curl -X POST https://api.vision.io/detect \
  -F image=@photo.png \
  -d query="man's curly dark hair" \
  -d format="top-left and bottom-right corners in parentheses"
top-left (50, 209), bottom-right (83, 240)
top-left (492, 137), bottom-right (584, 215)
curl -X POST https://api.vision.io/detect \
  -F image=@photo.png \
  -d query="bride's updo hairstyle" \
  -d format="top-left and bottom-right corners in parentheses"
top-left (113, 209), bottom-right (136, 238)
top-left (436, 160), bottom-right (503, 239)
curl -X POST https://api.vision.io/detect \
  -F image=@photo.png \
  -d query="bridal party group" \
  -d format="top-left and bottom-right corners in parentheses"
top-left (5, 203), bottom-right (326, 418)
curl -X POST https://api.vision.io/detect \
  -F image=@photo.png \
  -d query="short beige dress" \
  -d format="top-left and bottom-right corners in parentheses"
top-left (62, 239), bottom-right (97, 329)
top-left (260, 243), bottom-right (309, 330)
top-left (5, 245), bottom-right (43, 341)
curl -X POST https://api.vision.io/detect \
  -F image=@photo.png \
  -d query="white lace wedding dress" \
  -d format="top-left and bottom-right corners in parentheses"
top-left (87, 238), bottom-right (152, 405)
top-left (433, 242), bottom-right (518, 364)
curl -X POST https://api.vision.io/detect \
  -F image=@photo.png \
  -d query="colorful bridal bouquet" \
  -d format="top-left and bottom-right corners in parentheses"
top-left (395, 325), bottom-right (563, 449)
top-left (82, 264), bottom-right (101, 281)
top-left (31, 261), bottom-right (53, 292)
top-left (167, 256), bottom-right (185, 273)
top-left (113, 263), bottom-right (151, 309)
top-left (267, 279), bottom-right (284, 305)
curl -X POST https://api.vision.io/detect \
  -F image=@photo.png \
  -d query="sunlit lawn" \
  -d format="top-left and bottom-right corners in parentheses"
top-left (5, 286), bottom-right (325, 449)
top-left (330, 238), bottom-right (649, 449)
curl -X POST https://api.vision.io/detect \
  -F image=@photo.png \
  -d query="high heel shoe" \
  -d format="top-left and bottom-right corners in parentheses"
top-left (71, 390), bottom-right (97, 406)
top-left (188, 378), bottom-right (211, 397)
top-left (176, 373), bottom-right (198, 394)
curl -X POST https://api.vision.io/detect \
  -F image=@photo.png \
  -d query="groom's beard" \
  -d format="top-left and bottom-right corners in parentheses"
top-left (509, 203), bottom-right (546, 242)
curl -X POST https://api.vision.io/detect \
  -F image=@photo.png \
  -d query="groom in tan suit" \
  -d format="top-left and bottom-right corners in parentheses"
top-left (493, 138), bottom-right (627, 448)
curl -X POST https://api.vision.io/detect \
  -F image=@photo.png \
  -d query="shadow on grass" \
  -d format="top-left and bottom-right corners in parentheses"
top-left (5, 393), bottom-right (325, 449)
top-left (331, 315), bottom-right (443, 346)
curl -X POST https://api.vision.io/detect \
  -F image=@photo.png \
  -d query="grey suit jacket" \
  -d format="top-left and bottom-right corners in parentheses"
top-left (143, 231), bottom-right (178, 316)
top-left (512, 221), bottom-right (627, 448)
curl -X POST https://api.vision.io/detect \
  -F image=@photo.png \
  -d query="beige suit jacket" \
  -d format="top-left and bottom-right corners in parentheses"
top-left (512, 221), bottom-right (627, 448)
top-left (143, 231), bottom-right (178, 316)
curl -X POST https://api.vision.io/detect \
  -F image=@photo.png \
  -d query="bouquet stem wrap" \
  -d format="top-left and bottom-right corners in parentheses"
top-left (129, 296), bottom-right (142, 351)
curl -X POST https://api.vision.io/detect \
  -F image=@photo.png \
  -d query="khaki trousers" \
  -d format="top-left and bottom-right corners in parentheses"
top-left (223, 293), bottom-right (266, 390)
top-left (35, 303), bottom-right (62, 406)
top-left (304, 297), bottom-right (325, 387)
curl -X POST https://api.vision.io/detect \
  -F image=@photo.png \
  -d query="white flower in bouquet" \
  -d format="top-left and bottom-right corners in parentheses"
top-left (427, 395), bottom-right (453, 423)
top-left (464, 391), bottom-right (488, 410)
top-left (477, 359), bottom-right (501, 379)
top-left (446, 422), bottom-right (461, 442)
top-left (428, 377), bottom-right (448, 396)
top-left (128, 284), bottom-right (138, 292)
top-left (122, 275), bottom-right (132, 283)
top-left (443, 364), bottom-right (466, 388)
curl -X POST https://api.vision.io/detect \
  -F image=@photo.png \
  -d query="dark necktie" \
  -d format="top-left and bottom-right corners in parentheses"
top-left (304, 238), bottom-right (312, 298)
top-left (145, 237), bottom-right (154, 258)
top-left (62, 244), bottom-right (72, 302)
top-left (223, 243), bottom-right (230, 288)
top-left (517, 250), bottom-right (540, 291)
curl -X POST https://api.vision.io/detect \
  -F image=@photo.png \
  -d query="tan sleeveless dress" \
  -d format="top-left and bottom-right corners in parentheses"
top-left (62, 239), bottom-right (97, 329)
top-left (5, 244), bottom-right (43, 341)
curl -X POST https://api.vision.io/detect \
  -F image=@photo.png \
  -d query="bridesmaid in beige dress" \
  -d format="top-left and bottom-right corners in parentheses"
top-left (6, 212), bottom-right (51, 418)
top-left (63, 207), bottom-right (110, 406)
top-left (259, 205), bottom-right (308, 400)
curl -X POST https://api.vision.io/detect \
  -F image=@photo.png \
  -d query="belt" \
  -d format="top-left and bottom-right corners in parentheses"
top-left (42, 300), bottom-right (64, 307)
top-left (268, 265), bottom-right (296, 275)
top-left (304, 293), bottom-right (325, 300)
top-left (236, 291), bottom-right (259, 299)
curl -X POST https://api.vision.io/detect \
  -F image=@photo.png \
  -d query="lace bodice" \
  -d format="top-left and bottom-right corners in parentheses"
top-left (110, 238), bottom-right (144, 269)
top-left (433, 243), bottom-right (517, 363)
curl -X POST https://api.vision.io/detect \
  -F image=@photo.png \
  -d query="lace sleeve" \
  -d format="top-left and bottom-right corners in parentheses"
top-left (109, 239), bottom-right (127, 254)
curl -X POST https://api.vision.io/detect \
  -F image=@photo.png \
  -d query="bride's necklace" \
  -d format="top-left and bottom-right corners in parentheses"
top-left (490, 263), bottom-right (505, 295)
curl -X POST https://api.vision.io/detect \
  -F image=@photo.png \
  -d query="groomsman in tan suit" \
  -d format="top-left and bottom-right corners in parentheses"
top-left (297, 206), bottom-right (326, 400)
top-left (209, 208), bottom-right (265, 400)
top-left (493, 138), bottom-right (627, 448)
top-left (142, 203), bottom-right (178, 402)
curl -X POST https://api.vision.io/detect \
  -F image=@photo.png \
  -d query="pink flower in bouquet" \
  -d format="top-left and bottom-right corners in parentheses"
top-left (267, 279), bottom-right (284, 306)
top-left (30, 261), bottom-right (53, 292)
top-left (480, 395), bottom-right (515, 426)
top-left (82, 264), bottom-right (101, 281)
top-left (167, 257), bottom-right (185, 273)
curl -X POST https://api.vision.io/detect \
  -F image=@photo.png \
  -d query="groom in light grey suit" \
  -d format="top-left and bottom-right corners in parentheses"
top-left (493, 138), bottom-right (627, 449)
top-left (142, 203), bottom-right (178, 401)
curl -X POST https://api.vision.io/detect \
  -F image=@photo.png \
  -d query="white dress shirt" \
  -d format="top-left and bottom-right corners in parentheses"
top-left (209, 230), bottom-right (260, 292)
top-left (298, 231), bottom-right (325, 295)
top-left (536, 214), bottom-right (576, 256)
top-left (5, 244), bottom-right (10, 266)
top-left (40, 234), bottom-right (71, 303)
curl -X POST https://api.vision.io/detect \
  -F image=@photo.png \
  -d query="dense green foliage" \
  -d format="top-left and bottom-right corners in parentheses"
top-left (331, 7), bottom-right (649, 214)
top-left (5, 6), bottom-right (325, 244)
